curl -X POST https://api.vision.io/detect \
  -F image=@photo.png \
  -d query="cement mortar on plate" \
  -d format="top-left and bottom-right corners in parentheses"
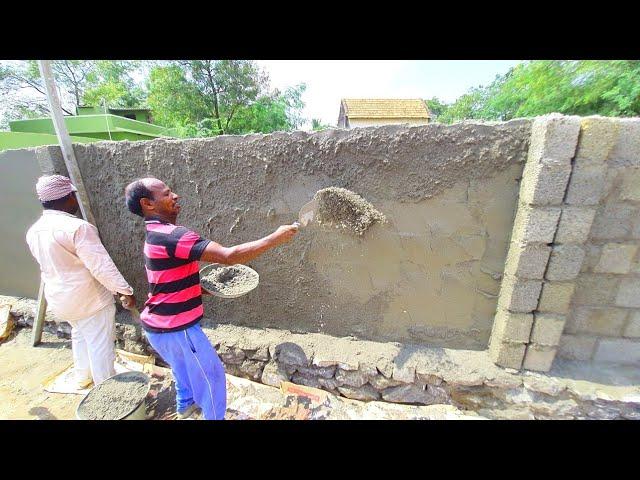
top-left (314, 187), bottom-right (386, 236)
top-left (201, 265), bottom-right (259, 296)
top-left (79, 375), bottom-right (148, 420)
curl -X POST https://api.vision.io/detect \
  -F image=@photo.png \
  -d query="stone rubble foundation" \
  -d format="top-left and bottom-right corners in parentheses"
top-left (4, 295), bottom-right (639, 420)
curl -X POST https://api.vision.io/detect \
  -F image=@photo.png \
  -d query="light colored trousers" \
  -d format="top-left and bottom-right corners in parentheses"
top-left (66, 302), bottom-right (116, 386)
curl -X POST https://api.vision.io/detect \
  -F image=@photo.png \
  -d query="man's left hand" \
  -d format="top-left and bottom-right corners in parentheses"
top-left (120, 294), bottom-right (136, 310)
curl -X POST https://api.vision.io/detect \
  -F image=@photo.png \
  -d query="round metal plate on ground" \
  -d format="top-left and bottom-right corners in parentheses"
top-left (76, 371), bottom-right (151, 420)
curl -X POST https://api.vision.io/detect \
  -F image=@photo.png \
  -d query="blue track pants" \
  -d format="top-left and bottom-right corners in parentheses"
top-left (145, 324), bottom-right (226, 420)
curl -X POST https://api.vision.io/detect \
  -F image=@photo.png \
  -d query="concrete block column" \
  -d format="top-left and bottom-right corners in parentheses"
top-left (559, 118), bottom-right (640, 366)
top-left (490, 114), bottom-right (582, 370)
top-left (497, 116), bottom-right (640, 370)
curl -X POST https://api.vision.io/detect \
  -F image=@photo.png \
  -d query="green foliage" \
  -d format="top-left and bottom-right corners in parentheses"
top-left (146, 65), bottom-right (209, 130)
top-left (147, 61), bottom-right (306, 137)
top-left (0, 61), bottom-right (53, 125)
top-left (83, 60), bottom-right (146, 108)
top-left (424, 97), bottom-right (448, 121)
top-left (311, 118), bottom-right (332, 131)
top-left (228, 84), bottom-right (307, 134)
top-left (438, 60), bottom-right (640, 124)
top-left (2, 60), bottom-right (308, 135)
top-left (0, 60), bottom-right (146, 126)
top-left (170, 60), bottom-right (269, 134)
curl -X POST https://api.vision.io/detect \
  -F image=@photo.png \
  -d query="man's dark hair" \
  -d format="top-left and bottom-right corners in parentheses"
top-left (42, 192), bottom-right (74, 210)
top-left (125, 180), bottom-right (153, 217)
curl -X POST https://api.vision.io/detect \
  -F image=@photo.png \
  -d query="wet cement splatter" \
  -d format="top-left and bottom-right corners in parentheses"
top-left (314, 187), bottom-right (386, 236)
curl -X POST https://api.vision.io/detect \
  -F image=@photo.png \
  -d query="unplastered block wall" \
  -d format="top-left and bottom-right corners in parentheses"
top-left (0, 148), bottom-right (43, 298)
top-left (35, 121), bottom-right (531, 349)
top-left (558, 118), bottom-right (640, 365)
top-left (489, 115), bottom-right (640, 371)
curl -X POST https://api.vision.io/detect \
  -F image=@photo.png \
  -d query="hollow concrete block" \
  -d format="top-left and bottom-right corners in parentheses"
top-left (609, 118), bottom-right (640, 167)
top-left (530, 313), bottom-right (566, 347)
top-left (594, 338), bottom-right (640, 365)
top-left (557, 334), bottom-right (598, 361)
top-left (489, 340), bottom-right (526, 370)
top-left (538, 282), bottom-right (576, 314)
top-left (520, 161), bottom-right (572, 206)
top-left (616, 278), bottom-right (640, 308)
top-left (565, 165), bottom-right (608, 206)
top-left (567, 306), bottom-right (628, 336)
top-left (522, 344), bottom-right (558, 372)
top-left (527, 114), bottom-right (581, 166)
top-left (594, 243), bottom-right (639, 274)
top-left (546, 245), bottom-right (586, 281)
top-left (574, 116), bottom-right (620, 166)
top-left (497, 275), bottom-right (543, 313)
top-left (624, 311), bottom-right (640, 338)
top-left (573, 274), bottom-right (619, 306)
top-left (620, 168), bottom-right (640, 202)
top-left (512, 204), bottom-right (561, 244)
top-left (590, 203), bottom-right (638, 241)
top-left (492, 309), bottom-right (534, 344)
top-left (555, 207), bottom-right (597, 244)
top-left (504, 242), bottom-right (552, 280)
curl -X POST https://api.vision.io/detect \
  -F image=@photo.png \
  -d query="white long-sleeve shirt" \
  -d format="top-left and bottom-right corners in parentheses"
top-left (26, 209), bottom-right (133, 322)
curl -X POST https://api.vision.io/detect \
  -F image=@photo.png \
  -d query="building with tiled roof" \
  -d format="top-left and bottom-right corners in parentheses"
top-left (338, 98), bottom-right (431, 128)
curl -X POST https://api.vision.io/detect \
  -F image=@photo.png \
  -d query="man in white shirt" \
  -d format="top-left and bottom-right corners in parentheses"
top-left (26, 175), bottom-right (136, 388)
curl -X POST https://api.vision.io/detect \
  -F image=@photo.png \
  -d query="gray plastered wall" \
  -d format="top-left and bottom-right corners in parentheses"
top-left (33, 121), bottom-right (531, 350)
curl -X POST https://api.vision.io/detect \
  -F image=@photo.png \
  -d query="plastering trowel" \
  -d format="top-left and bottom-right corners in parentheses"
top-left (293, 198), bottom-right (319, 228)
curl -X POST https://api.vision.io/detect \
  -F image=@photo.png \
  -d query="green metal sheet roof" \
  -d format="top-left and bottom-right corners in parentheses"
top-left (9, 114), bottom-right (172, 138)
top-left (0, 131), bottom-right (100, 152)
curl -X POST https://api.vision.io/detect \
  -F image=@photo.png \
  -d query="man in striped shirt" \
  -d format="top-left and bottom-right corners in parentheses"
top-left (125, 177), bottom-right (298, 420)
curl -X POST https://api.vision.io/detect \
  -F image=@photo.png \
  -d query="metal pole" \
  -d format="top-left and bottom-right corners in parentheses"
top-left (32, 280), bottom-right (47, 346)
top-left (32, 60), bottom-right (99, 346)
top-left (38, 60), bottom-right (96, 225)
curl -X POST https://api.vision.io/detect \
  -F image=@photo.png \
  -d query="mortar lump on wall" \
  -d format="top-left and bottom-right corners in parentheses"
top-left (314, 187), bottom-right (386, 236)
top-left (201, 265), bottom-right (259, 296)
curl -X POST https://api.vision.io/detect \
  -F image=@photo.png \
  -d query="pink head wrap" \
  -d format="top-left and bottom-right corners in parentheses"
top-left (36, 175), bottom-right (78, 202)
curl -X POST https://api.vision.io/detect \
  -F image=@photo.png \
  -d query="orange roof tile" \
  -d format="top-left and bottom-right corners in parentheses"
top-left (342, 99), bottom-right (430, 119)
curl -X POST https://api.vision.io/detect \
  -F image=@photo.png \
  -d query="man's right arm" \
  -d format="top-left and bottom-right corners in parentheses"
top-left (200, 224), bottom-right (298, 264)
top-left (74, 223), bottom-right (135, 298)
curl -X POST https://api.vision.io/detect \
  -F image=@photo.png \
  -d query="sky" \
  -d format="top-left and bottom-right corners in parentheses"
top-left (256, 60), bottom-right (522, 128)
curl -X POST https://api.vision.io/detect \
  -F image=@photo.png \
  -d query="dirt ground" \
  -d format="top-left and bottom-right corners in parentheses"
top-left (0, 328), bottom-right (79, 419)
top-left (0, 327), bottom-right (187, 420)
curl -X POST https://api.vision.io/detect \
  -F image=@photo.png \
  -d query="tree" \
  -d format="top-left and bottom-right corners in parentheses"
top-left (0, 60), bottom-right (145, 127)
top-left (424, 97), bottom-right (448, 122)
top-left (146, 64), bottom-right (209, 131)
top-left (83, 60), bottom-right (146, 108)
top-left (228, 84), bottom-right (306, 134)
top-left (438, 88), bottom-right (487, 124)
top-left (1, 61), bottom-right (63, 125)
top-left (311, 118), bottom-right (332, 131)
top-left (439, 60), bottom-right (640, 124)
top-left (147, 61), bottom-right (306, 137)
top-left (148, 60), bottom-right (269, 135)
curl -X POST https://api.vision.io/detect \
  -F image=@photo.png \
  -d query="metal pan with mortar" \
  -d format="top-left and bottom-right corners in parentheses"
top-left (76, 371), bottom-right (151, 420)
top-left (199, 263), bottom-right (260, 298)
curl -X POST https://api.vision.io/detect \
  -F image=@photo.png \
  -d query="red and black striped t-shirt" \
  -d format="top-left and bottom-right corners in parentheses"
top-left (140, 219), bottom-right (211, 333)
